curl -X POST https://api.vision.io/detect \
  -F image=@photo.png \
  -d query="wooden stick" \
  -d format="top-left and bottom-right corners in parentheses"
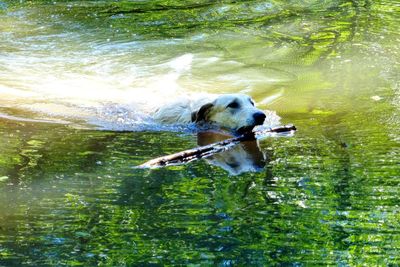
top-left (137, 125), bottom-right (296, 169)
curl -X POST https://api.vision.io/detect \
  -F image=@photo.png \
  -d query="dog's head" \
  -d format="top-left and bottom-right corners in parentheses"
top-left (191, 94), bottom-right (266, 133)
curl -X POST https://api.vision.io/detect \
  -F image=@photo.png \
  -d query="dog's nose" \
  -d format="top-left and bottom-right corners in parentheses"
top-left (253, 112), bottom-right (266, 125)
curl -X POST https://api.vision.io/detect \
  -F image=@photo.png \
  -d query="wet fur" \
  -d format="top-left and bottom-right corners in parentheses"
top-left (153, 93), bottom-right (265, 132)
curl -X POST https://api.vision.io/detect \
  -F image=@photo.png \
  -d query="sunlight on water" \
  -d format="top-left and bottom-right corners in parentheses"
top-left (0, 3), bottom-right (299, 131)
top-left (2, 1), bottom-right (398, 121)
top-left (0, 0), bottom-right (399, 265)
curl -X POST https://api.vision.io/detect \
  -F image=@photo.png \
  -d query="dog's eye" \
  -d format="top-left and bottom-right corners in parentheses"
top-left (249, 99), bottom-right (255, 106)
top-left (227, 101), bottom-right (239, 109)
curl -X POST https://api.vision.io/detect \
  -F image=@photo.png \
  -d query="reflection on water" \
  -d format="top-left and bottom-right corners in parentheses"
top-left (0, 0), bottom-right (400, 265)
top-left (197, 131), bottom-right (266, 175)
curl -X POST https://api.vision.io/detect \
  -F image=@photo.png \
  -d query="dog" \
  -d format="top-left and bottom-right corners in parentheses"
top-left (153, 93), bottom-right (266, 134)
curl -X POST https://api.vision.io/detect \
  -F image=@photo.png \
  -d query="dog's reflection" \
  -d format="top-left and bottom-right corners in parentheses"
top-left (197, 131), bottom-right (266, 175)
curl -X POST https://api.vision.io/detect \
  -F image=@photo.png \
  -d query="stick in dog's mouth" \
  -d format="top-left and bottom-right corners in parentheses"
top-left (136, 125), bottom-right (296, 169)
top-left (236, 125), bottom-right (256, 135)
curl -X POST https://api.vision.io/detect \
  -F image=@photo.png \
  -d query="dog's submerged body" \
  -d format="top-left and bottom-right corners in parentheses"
top-left (153, 93), bottom-right (266, 133)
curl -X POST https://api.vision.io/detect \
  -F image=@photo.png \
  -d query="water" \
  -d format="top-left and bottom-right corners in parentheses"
top-left (0, 0), bottom-right (399, 265)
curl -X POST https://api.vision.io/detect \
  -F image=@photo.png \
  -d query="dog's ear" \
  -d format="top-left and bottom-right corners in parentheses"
top-left (191, 103), bottom-right (214, 122)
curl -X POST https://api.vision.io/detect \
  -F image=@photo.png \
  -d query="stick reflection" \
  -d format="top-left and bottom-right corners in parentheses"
top-left (197, 131), bottom-right (266, 175)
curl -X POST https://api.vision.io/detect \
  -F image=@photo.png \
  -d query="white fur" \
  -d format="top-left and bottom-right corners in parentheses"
top-left (153, 94), bottom-right (212, 124)
top-left (153, 93), bottom-right (265, 131)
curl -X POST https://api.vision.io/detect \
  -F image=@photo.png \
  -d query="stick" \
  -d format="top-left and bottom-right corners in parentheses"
top-left (137, 125), bottom-right (296, 169)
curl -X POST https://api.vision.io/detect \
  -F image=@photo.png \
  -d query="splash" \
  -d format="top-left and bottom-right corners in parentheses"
top-left (0, 51), bottom-right (197, 130)
top-left (0, 6), bottom-right (293, 131)
top-left (0, 46), bottom-right (281, 132)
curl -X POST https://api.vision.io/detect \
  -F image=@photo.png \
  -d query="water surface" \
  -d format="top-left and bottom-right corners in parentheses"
top-left (0, 0), bottom-right (399, 265)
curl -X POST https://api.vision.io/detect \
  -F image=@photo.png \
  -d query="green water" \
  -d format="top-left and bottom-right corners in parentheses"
top-left (1, 0), bottom-right (400, 265)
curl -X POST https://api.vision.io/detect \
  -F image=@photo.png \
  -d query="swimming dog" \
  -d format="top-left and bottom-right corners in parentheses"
top-left (153, 93), bottom-right (266, 134)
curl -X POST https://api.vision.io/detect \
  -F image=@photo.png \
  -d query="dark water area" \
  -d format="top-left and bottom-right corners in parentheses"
top-left (0, 0), bottom-right (400, 265)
